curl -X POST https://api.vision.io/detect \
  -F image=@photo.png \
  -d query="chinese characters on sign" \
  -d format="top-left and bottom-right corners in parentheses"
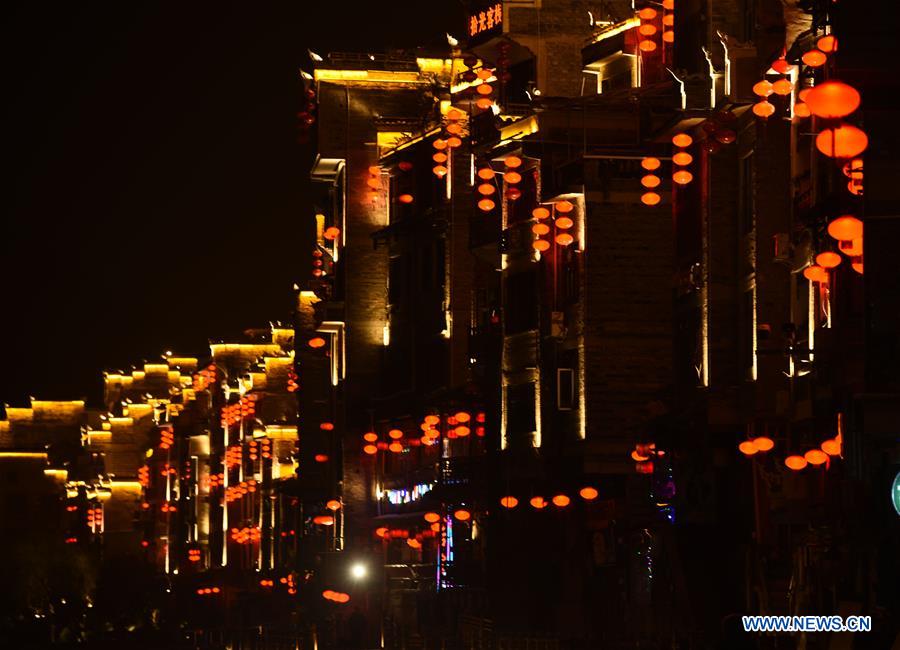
top-left (469, 3), bottom-right (503, 38)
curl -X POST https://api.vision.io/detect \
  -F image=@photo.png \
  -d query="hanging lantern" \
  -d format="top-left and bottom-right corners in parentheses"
top-left (424, 512), bottom-right (440, 523)
top-left (313, 515), bottom-right (335, 526)
top-left (529, 496), bottom-right (547, 509)
top-left (641, 157), bottom-right (661, 171)
top-left (827, 215), bottom-right (863, 241)
top-left (446, 136), bottom-right (462, 148)
top-left (803, 265), bottom-right (828, 283)
top-left (433, 165), bottom-right (448, 178)
top-left (407, 538), bottom-right (422, 549)
top-left (477, 68), bottom-right (493, 80)
top-left (772, 58), bottom-right (790, 74)
top-left (672, 152), bottom-right (693, 166)
top-left (752, 80), bottom-right (773, 97)
top-left (551, 494), bottom-right (571, 507)
top-left (433, 139), bottom-right (448, 151)
top-left (453, 509), bottom-right (471, 521)
top-left (771, 79), bottom-right (793, 95)
top-left (532, 223), bottom-right (550, 235)
top-left (532, 206), bottom-right (550, 220)
top-left (555, 216), bottom-right (574, 229)
top-left (639, 24), bottom-right (657, 36)
top-left (817, 35), bottom-right (838, 53)
top-left (398, 194), bottom-right (415, 204)
top-left (794, 103), bottom-right (811, 118)
top-left (424, 414), bottom-right (440, 425)
top-left (555, 233), bottom-right (574, 246)
top-left (324, 226), bottom-right (341, 240)
top-left (739, 441), bottom-right (758, 456)
top-left (638, 7), bottom-right (657, 20)
top-left (555, 200), bottom-right (574, 213)
top-left (804, 449), bottom-right (828, 465)
top-left (802, 50), bottom-right (827, 67)
top-left (363, 444), bottom-right (377, 455)
top-left (641, 192), bottom-right (661, 206)
top-left (308, 337), bottom-right (326, 349)
top-left (816, 252), bottom-right (842, 268)
top-left (641, 175), bottom-right (661, 188)
top-left (579, 486), bottom-right (599, 500)
top-left (478, 198), bottom-right (495, 212)
top-left (446, 122), bottom-right (462, 135)
top-left (663, 13), bottom-right (674, 26)
top-left (478, 167), bottom-right (495, 180)
top-left (507, 187), bottom-right (522, 201)
top-left (805, 81), bottom-right (861, 119)
top-left (533, 239), bottom-right (550, 252)
top-left (672, 170), bottom-right (693, 185)
top-left (375, 527), bottom-right (389, 538)
top-left (388, 442), bottom-right (403, 453)
top-left (672, 133), bottom-right (692, 147)
top-left (505, 171), bottom-right (522, 184)
top-left (662, 0), bottom-right (674, 8)
top-left (446, 108), bottom-right (463, 120)
top-left (842, 158), bottom-right (864, 179)
top-left (477, 84), bottom-right (493, 95)
top-left (753, 101), bottom-right (776, 118)
top-left (388, 429), bottom-right (403, 440)
top-left (662, 30), bottom-right (674, 43)
top-left (476, 97), bottom-right (493, 110)
top-left (478, 183), bottom-right (496, 195)
top-left (752, 436), bottom-right (775, 452)
top-left (639, 40), bottom-right (658, 53)
top-left (784, 455), bottom-right (807, 471)
top-left (505, 155), bottom-right (523, 168)
top-left (366, 177), bottom-right (381, 189)
top-left (500, 496), bottom-right (519, 508)
top-left (326, 500), bottom-right (341, 511)
top-left (821, 439), bottom-right (841, 456)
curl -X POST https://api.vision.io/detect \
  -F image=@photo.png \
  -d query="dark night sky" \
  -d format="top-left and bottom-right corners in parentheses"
top-left (2, 2), bottom-right (462, 406)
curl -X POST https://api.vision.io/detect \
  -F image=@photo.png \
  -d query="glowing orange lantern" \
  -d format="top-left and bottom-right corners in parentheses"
top-left (399, 193), bottom-right (414, 204)
top-left (752, 80), bottom-right (773, 97)
top-left (672, 170), bottom-right (693, 185)
top-left (477, 84), bottom-right (492, 95)
top-left (532, 206), bottom-right (550, 220)
top-left (532, 223), bottom-right (550, 236)
top-left (753, 101), bottom-right (775, 118)
top-left (308, 337), bottom-right (326, 349)
top-left (639, 40), bottom-right (657, 53)
top-left (794, 103), bottom-right (811, 118)
top-left (375, 527), bottom-right (388, 538)
top-left (366, 177), bottom-right (381, 189)
top-left (407, 538), bottom-right (422, 549)
top-left (662, 0), bottom-right (674, 8)
top-left (639, 24), bottom-right (657, 36)
top-left (817, 35), bottom-right (837, 53)
top-left (772, 58), bottom-right (790, 74)
top-left (555, 216), bottom-right (574, 229)
top-left (555, 233), bottom-right (574, 246)
top-left (424, 414), bottom-right (440, 425)
top-left (738, 441), bottom-right (758, 456)
top-left (478, 183), bottom-right (496, 195)
top-left (842, 158), bottom-right (863, 179)
top-left (805, 81), bottom-right (860, 119)
top-left (424, 512), bottom-right (440, 523)
top-left (579, 487), bottom-right (598, 500)
top-left (455, 425), bottom-right (470, 437)
top-left (476, 97), bottom-right (493, 110)
top-left (315, 453), bottom-right (329, 462)
top-left (433, 165), bottom-right (448, 178)
top-left (363, 432), bottom-right (378, 442)
top-left (446, 108), bottom-right (463, 120)
top-left (662, 31), bottom-right (674, 43)
top-left (530, 496), bottom-right (547, 509)
top-left (672, 152), bottom-right (693, 166)
top-left (313, 515), bottom-right (334, 526)
top-left (477, 68), bottom-right (493, 80)
top-left (672, 133), bottom-right (692, 147)
top-left (433, 139), bottom-right (448, 151)
top-left (446, 136), bottom-right (462, 148)
top-left (478, 198), bottom-right (495, 212)
top-left (500, 496), bottom-right (518, 508)
top-left (804, 449), bottom-right (828, 466)
top-left (551, 494), bottom-right (570, 507)
top-left (641, 192), bottom-right (661, 206)
top-left (505, 171), bottom-right (522, 184)
top-left (816, 252), bottom-right (841, 268)
top-left (363, 444), bottom-right (377, 455)
top-left (446, 122), bottom-right (462, 135)
top-left (785, 455), bottom-right (807, 471)
top-left (803, 265), bottom-right (828, 283)
top-left (827, 215), bottom-right (863, 241)
top-left (478, 167), bottom-right (495, 180)
top-left (631, 449), bottom-right (650, 462)
top-left (641, 175), bottom-right (661, 188)
top-left (771, 79), bottom-right (793, 95)
top-left (505, 155), bottom-right (522, 168)
top-left (388, 442), bottom-right (403, 453)
top-left (638, 7), bottom-right (657, 20)
top-left (533, 239), bottom-right (550, 252)
top-left (821, 439), bottom-right (841, 456)
top-left (388, 429), bottom-right (403, 440)
top-left (752, 436), bottom-right (775, 452)
top-left (663, 14), bottom-right (674, 26)
top-left (641, 157), bottom-right (661, 171)
top-left (326, 500), bottom-right (341, 511)
top-left (453, 509), bottom-right (471, 521)
top-left (802, 50), bottom-right (827, 67)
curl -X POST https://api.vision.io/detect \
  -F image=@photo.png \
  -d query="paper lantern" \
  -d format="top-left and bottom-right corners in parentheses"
top-left (752, 80), bottom-right (773, 97)
top-left (672, 152), bottom-right (693, 166)
top-left (672, 170), bottom-right (693, 185)
top-left (639, 40), bottom-right (657, 53)
top-left (771, 79), bottom-right (793, 95)
top-left (827, 215), bottom-right (863, 241)
top-left (753, 436), bottom-right (775, 452)
top-left (308, 337), bottom-right (326, 349)
top-left (363, 444), bottom-right (377, 455)
top-left (388, 442), bottom-right (403, 453)
top-left (433, 139), bottom-right (448, 150)
top-left (476, 97), bottom-right (493, 110)
top-left (500, 496), bottom-right (518, 508)
top-left (433, 165), bottom-right (448, 178)
top-left (529, 496), bottom-right (547, 509)
top-left (641, 192), bottom-right (661, 206)
top-left (663, 31), bottom-right (674, 43)
top-left (532, 223), bottom-right (550, 235)
top-left (477, 68), bottom-right (493, 80)
top-left (555, 216), bottom-right (574, 229)
top-left (738, 441), bottom-right (758, 456)
top-left (477, 84), bottom-right (492, 96)
top-left (772, 58), bottom-right (790, 74)
top-left (424, 512), bottom-right (440, 523)
top-left (446, 122), bottom-right (462, 135)
top-left (555, 233), bottom-right (574, 246)
top-left (532, 207), bottom-right (550, 220)
top-left (785, 455), bottom-right (807, 470)
top-left (552, 494), bottom-right (571, 507)
top-left (478, 198), bottom-right (495, 212)
top-left (805, 81), bottom-right (861, 119)
top-left (388, 429), bottom-right (403, 440)
top-left (816, 252), bottom-right (841, 268)
top-left (453, 509), bottom-right (471, 521)
top-left (753, 101), bottom-right (775, 118)
top-left (446, 108), bottom-right (463, 120)
top-left (398, 161), bottom-right (413, 172)
top-left (639, 24), bottom-right (657, 36)
top-left (533, 239), bottom-right (550, 252)
top-left (641, 174), bottom-right (661, 188)
top-left (817, 35), bottom-right (837, 53)
top-left (638, 7), bottom-right (657, 20)
top-left (555, 200), bottom-right (574, 213)
top-left (478, 167), bottom-right (495, 180)
top-left (579, 487), bottom-right (599, 500)
top-left (505, 171), bottom-right (522, 184)
top-left (478, 183), bottom-right (496, 195)
top-left (672, 133), bottom-right (692, 147)
top-left (641, 157), bottom-right (661, 171)
top-left (821, 439), bottom-right (841, 456)
top-left (326, 500), bottom-right (341, 511)
top-left (794, 103), bottom-right (811, 118)
top-left (407, 538), bottom-right (421, 549)
top-left (505, 155), bottom-right (523, 168)
top-left (803, 265), bottom-right (828, 283)
top-left (398, 194), bottom-right (414, 204)
top-left (446, 136), bottom-right (462, 148)
top-left (802, 50), bottom-right (827, 67)
top-left (805, 449), bottom-right (828, 465)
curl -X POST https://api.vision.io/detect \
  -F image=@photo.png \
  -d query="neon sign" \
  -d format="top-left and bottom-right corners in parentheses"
top-left (469, 3), bottom-right (503, 39)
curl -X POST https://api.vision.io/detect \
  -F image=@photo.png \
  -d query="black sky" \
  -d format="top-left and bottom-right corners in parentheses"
top-left (2, 2), bottom-right (462, 406)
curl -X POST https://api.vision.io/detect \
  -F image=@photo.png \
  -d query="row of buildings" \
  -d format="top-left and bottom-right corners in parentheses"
top-left (2, 0), bottom-right (898, 648)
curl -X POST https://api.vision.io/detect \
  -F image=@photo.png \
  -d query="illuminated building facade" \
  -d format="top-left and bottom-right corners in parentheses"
top-left (1, 0), bottom-right (898, 648)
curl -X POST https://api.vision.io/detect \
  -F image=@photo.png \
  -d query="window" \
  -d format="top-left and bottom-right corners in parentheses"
top-left (506, 382), bottom-right (536, 443)
top-left (504, 270), bottom-right (538, 334)
top-left (557, 368), bottom-right (575, 410)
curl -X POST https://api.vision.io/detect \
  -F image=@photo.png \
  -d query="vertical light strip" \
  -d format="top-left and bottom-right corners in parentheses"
top-left (751, 282), bottom-right (759, 380)
top-left (533, 372), bottom-right (542, 448)
top-left (808, 279), bottom-right (815, 362)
